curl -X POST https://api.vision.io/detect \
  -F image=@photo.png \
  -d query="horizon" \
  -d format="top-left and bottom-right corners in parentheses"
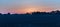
top-left (0, 10), bottom-right (60, 14)
top-left (0, 0), bottom-right (60, 14)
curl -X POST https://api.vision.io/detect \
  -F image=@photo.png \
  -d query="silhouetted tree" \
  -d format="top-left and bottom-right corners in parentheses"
top-left (0, 10), bottom-right (60, 27)
top-left (50, 10), bottom-right (60, 15)
top-left (55, 10), bottom-right (60, 14)
top-left (0, 13), bottom-right (2, 15)
top-left (7, 13), bottom-right (10, 15)
top-left (32, 11), bottom-right (41, 15)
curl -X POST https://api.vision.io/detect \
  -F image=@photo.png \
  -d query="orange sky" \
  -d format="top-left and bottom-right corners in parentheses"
top-left (0, 0), bottom-right (60, 14)
top-left (7, 5), bottom-right (55, 14)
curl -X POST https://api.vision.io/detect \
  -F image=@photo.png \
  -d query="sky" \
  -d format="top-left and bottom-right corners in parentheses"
top-left (0, 0), bottom-right (60, 14)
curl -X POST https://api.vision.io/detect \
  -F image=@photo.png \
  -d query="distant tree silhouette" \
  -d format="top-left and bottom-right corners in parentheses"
top-left (7, 13), bottom-right (10, 15)
top-left (0, 10), bottom-right (60, 15)
top-left (32, 11), bottom-right (41, 14)
top-left (50, 10), bottom-right (60, 15)
top-left (0, 13), bottom-right (2, 15)
top-left (25, 13), bottom-right (31, 15)
top-left (55, 10), bottom-right (60, 14)
top-left (0, 10), bottom-right (60, 27)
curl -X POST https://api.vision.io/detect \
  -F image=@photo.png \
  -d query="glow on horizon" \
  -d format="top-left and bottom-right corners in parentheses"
top-left (7, 6), bottom-right (56, 14)
top-left (0, 0), bottom-right (60, 14)
top-left (0, 5), bottom-right (59, 14)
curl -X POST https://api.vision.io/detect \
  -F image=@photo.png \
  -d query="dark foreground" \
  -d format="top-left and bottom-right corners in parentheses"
top-left (0, 11), bottom-right (60, 27)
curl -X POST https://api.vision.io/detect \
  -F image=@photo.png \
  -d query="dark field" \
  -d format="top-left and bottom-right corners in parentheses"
top-left (0, 11), bottom-right (60, 27)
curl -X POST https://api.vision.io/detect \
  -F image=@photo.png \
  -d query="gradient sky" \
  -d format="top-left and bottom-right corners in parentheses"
top-left (0, 0), bottom-right (60, 14)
